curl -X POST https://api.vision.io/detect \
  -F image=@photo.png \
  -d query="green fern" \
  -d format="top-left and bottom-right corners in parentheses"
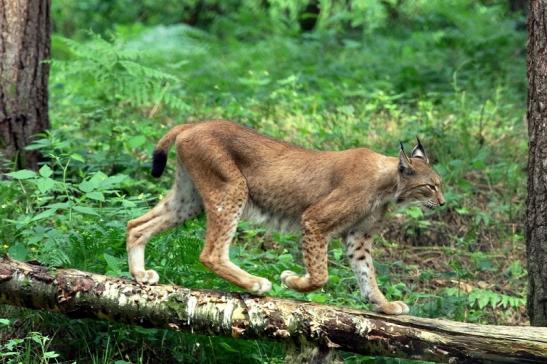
top-left (51, 33), bottom-right (187, 113)
top-left (445, 287), bottom-right (526, 310)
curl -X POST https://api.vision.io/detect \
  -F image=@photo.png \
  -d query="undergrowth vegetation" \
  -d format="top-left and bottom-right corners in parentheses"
top-left (1, 0), bottom-right (528, 363)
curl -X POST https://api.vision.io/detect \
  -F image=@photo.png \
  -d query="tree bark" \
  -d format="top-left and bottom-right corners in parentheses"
top-left (0, 0), bottom-right (51, 170)
top-left (526, 0), bottom-right (547, 327)
top-left (1, 257), bottom-right (546, 363)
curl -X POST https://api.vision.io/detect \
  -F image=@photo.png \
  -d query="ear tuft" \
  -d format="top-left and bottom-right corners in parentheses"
top-left (411, 136), bottom-right (429, 164)
top-left (398, 142), bottom-right (414, 175)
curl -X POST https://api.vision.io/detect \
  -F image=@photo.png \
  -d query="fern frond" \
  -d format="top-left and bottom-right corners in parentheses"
top-left (52, 32), bottom-right (185, 113)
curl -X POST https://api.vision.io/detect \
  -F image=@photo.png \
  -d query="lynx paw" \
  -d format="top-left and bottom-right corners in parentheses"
top-left (280, 270), bottom-right (298, 286)
top-left (372, 301), bottom-right (410, 315)
top-left (133, 269), bottom-right (160, 285)
top-left (248, 278), bottom-right (272, 295)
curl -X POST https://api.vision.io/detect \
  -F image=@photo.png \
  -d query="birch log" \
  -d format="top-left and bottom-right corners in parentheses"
top-left (0, 257), bottom-right (546, 363)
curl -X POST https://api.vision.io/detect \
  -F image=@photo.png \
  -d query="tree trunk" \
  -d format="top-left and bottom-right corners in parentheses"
top-left (526, 0), bottom-right (547, 327)
top-left (1, 257), bottom-right (546, 363)
top-left (0, 0), bottom-right (51, 170)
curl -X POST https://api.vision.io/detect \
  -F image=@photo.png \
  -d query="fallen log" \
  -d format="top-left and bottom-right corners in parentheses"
top-left (0, 257), bottom-right (546, 363)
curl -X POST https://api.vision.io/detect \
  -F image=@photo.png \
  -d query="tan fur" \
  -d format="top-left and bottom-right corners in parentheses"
top-left (126, 120), bottom-right (445, 314)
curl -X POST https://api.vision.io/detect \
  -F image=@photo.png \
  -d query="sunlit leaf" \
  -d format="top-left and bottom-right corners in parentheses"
top-left (86, 191), bottom-right (105, 201)
top-left (38, 164), bottom-right (53, 178)
top-left (6, 170), bottom-right (36, 180)
top-left (73, 205), bottom-right (99, 215)
top-left (8, 244), bottom-right (27, 261)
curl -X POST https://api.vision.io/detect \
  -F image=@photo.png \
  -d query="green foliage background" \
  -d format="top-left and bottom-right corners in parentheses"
top-left (1, 0), bottom-right (528, 363)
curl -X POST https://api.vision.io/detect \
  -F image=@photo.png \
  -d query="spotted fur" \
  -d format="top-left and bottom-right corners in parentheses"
top-left (126, 120), bottom-right (445, 314)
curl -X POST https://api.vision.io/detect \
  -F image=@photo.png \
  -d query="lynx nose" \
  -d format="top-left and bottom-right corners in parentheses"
top-left (437, 193), bottom-right (445, 206)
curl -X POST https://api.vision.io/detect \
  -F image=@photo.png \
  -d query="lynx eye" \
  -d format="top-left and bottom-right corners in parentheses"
top-left (427, 184), bottom-right (436, 191)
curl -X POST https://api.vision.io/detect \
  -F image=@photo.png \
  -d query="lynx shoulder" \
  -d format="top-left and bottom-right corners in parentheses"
top-left (126, 120), bottom-right (444, 315)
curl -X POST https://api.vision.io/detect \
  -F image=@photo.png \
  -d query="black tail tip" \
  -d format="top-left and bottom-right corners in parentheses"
top-left (151, 150), bottom-right (167, 178)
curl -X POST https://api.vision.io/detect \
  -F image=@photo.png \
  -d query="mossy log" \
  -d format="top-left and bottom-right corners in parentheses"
top-left (1, 257), bottom-right (546, 363)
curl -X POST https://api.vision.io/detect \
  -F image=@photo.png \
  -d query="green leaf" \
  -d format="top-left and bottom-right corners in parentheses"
top-left (73, 205), bottom-right (99, 216)
top-left (44, 352), bottom-right (59, 359)
top-left (8, 244), bottom-right (27, 261)
top-left (332, 248), bottom-right (343, 261)
top-left (477, 293), bottom-right (490, 309)
top-left (128, 135), bottom-right (146, 148)
top-left (104, 253), bottom-right (122, 276)
top-left (101, 174), bottom-right (127, 189)
top-left (329, 274), bottom-right (341, 285)
top-left (122, 199), bottom-right (137, 208)
top-left (30, 334), bottom-right (44, 345)
top-left (78, 180), bottom-right (94, 193)
top-left (508, 296), bottom-right (519, 308)
top-left (32, 208), bottom-right (58, 221)
top-left (0, 319), bottom-right (10, 326)
top-left (86, 191), bottom-right (105, 201)
top-left (501, 295), bottom-right (509, 308)
top-left (38, 165), bottom-right (53, 178)
top-left (47, 202), bottom-right (71, 210)
top-left (5, 338), bottom-right (23, 350)
top-left (90, 172), bottom-right (108, 186)
top-left (278, 254), bottom-right (294, 263)
top-left (307, 292), bottom-right (329, 303)
top-left (34, 177), bottom-right (56, 193)
top-left (6, 170), bottom-right (36, 180)
top-left (489, 293), bottom-right (501, 308)
top-left (79, 172), bottom-right (108, 193)
top-left (455, 207), bottom-right (469, 215)
top-left (405, 206), bottom-right (423, 219)
top-left (70, 153), bottom-right (85, 162)
top-left (468, 290), bottom-right (480, 305)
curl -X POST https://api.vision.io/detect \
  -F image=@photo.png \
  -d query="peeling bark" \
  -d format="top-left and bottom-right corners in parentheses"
top-left (0, 257), bottom-right (546, 363)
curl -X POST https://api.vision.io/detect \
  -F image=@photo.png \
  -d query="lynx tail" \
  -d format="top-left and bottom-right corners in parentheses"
top-left (151, 124), bottom-right (187, 178)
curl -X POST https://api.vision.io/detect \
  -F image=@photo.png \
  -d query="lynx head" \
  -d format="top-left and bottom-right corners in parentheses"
top-left (396, 138), bottom-right (445, 209)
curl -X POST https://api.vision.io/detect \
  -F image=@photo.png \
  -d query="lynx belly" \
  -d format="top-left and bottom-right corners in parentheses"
top-left (242, 201), bottom-right (300, 233)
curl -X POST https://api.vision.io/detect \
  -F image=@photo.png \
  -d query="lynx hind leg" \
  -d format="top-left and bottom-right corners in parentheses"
top-left (345, 232), bottom-right (409, 315)
top-left (196, 173), bottom-right (271, 295)
top-left (126, 164), bottom-right (202, 284)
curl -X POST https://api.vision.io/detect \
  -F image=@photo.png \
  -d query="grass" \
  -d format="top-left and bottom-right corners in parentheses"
top-left (0, 0), bottom-right (528, 362)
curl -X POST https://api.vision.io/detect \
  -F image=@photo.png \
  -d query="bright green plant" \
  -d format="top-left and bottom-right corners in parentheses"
top-left (0, 319), bottom-right (59, 364)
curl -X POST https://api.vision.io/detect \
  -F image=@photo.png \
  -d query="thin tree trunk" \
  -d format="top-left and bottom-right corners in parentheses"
top-left (526, 0), bottom-right (547, 327)
top-left (0, 0), bottom-right (51, 170)
top-left (1, 257), bottom-right (546, 363)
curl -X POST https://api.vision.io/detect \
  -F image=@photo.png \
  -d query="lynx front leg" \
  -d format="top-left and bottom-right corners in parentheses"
top-left (281, 196), bottom-right (358, 292)
top-left (345, 232), bottom-right (409, 315)
top-left (281, 219), bottom-right (329, 292)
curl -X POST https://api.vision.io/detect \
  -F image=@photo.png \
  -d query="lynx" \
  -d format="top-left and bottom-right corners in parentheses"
top-left (126, 120), bottom-right (444, 315)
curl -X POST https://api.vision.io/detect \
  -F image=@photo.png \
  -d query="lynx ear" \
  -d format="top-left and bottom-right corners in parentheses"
top-left (411, 136), bottom-right (429, 164)
top-left (399, 142), bottom-right (414, 175)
